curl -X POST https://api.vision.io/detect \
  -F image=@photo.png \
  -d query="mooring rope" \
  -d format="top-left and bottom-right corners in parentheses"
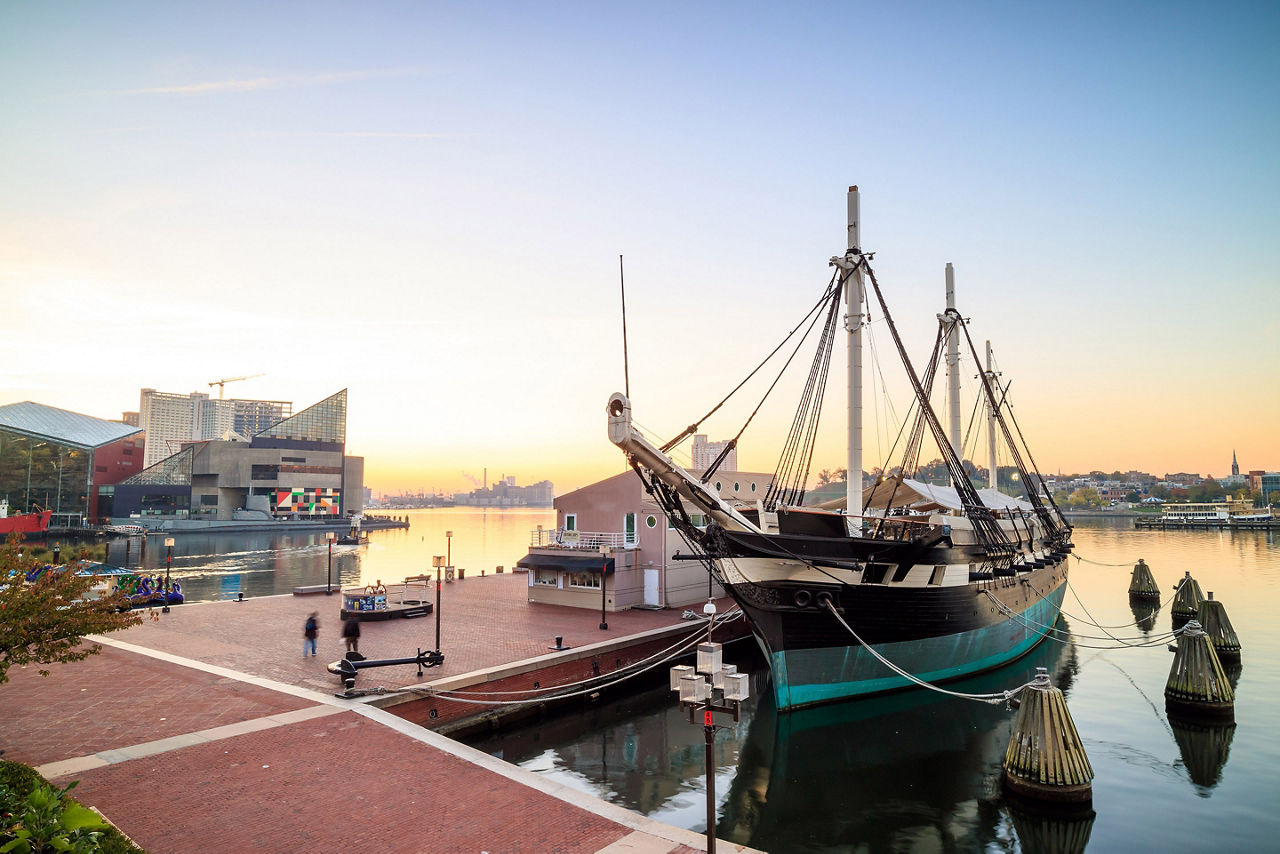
top-left (983, 589), bottom-right (1185, 650)
top-left (821, 599), bottom-right (1037, 706)
top-left (1071, 553), bottom-right (1143, 568)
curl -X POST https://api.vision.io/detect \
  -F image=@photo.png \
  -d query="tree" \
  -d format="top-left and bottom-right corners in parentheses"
top-left (1188, 478), bottom-right (1226, 503)
top-left (1067, 487), bottom-right (1102, 509)
top-left (0, 534), bottom-right (141, 684)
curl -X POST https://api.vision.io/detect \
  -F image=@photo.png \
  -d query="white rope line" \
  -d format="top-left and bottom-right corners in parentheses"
top-left (993, 573), bottom-right (1183, 645)
top-left (1071, 553), bottom-right (1143, 568)
top-left (821, 600), bottom-right (1036, 706)
top-left (983, 590), bottom-right (1185, 650)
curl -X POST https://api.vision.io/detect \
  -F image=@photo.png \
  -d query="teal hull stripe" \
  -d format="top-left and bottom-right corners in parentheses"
top-left (770, 585), bottom-right (1066, 709)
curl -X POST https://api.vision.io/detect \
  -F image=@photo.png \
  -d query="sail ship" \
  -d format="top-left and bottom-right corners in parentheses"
top-left (607, 186), bottom-right (1073, 710)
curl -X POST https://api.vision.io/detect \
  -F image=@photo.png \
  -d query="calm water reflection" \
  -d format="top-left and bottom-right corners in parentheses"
top-left (101, 507), bottom-right (555, 602)
top-left (467, 518), bottom-right (1280, 852)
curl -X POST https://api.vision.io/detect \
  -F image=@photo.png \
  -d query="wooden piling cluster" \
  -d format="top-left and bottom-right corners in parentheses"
top-left (1170, 571), bottom-right (1204, 624)
top-left (1127, 559), bottom-right (1160, 602)
top-left (1165, 620), bottom-right (1234, 721)
top-left (1003, 668), bottom-right (1093, 805)
top-left (1197, 592), bottom-right (1241, 662)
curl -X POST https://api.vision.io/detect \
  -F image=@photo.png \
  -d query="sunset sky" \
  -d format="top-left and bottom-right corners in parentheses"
top-left (2, 2), bottom-right (1277, 496)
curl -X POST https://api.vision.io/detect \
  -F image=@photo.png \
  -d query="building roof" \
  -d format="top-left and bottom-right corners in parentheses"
top-left (0, 401), bottom-right (142, 449)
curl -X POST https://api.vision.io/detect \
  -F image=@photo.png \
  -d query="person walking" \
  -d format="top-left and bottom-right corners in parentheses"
top-left (304, 612), bottom-right (319, 657)
top-left (342, 616), bottom-right (361, 657)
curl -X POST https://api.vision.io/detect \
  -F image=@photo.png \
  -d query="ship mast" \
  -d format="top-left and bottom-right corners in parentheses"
top-left (986, 340), bottom-right (998, 489)
top-left (845, 186), bottom-right (864, 518)
top-left (943, 263), bottom-right (962, 483)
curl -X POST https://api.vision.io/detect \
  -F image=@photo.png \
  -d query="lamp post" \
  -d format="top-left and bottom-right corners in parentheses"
top-left (433, 556), bottom-right (446, 652)
top-left (162, 537), bottom-right (175, 613)
top-left (326, 531), bottom-right (336, 594)
top-left (445, 530), bottom-right (453, 571)
top-left (599, 544), bottom-right (610, 631)
top-left (669, 600), bottom-right (748, 854)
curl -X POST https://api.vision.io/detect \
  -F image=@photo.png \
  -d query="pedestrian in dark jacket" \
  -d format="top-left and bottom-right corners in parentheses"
top-left (342, 617), bottom-right (361, 655)
top-left (304, 612), bottom-right (319, 657)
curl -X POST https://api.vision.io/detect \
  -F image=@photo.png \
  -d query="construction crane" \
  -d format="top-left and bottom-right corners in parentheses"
top-left (209, 373), bottom-right (265, 399)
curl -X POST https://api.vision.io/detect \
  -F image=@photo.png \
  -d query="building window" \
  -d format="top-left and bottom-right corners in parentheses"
top-left (689, 513), bottom-right (708, 528)
top-left (569, 572), bottom-right (600, 589)
top-left (624, 512), bottom-right (637, 546)
top-left (646, 515), bottom-right (658, 529)
top-left (750, 482), bottom-right (757, 493)
top-left (534, 569), bottom-right (559, 586)
top-left (199, 495), bottom-right (218, 506)
top-left (564, 514), bottom-right (577, 532)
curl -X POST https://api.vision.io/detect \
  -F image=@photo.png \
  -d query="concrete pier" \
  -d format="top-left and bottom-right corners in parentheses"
top-left (3, 574), bottom-right (758, 853)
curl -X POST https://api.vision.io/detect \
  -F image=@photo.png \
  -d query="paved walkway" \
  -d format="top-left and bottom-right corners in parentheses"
top-left (1, 574), bottom-right (754, 853)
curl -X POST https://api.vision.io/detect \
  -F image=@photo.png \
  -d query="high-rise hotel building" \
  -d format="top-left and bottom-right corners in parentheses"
top-left (139, 389), bottom-right (292, 467)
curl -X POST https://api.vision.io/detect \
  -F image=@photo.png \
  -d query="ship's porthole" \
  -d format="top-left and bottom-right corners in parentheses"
top-left (815, 591), bottom-right (833, 608)
top-left (793, 589), bottom-right (812, 608)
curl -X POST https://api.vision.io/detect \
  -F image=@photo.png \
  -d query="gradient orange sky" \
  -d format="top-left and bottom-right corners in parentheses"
top-left (2, 3), bottom-right (1276, 496)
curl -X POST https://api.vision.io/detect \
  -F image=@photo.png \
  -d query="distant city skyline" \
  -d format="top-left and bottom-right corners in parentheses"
top-left (2, 3), bottom-right (1277, 495)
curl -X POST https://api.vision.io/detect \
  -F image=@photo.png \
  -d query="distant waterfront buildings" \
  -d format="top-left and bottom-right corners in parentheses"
top-left (691, 434), bottom-right (737, 474)
top-left (454, 475), bottom-right (553, 507)
top-left (138, 388), bottom-right (292, 467)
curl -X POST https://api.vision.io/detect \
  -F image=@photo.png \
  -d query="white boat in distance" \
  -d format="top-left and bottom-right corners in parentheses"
top-left (607, 186), bottom-right (1073, 710)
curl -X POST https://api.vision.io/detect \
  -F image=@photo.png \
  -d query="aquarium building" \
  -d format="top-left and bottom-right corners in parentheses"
top-left (102, 389), bottom-right (364, 527)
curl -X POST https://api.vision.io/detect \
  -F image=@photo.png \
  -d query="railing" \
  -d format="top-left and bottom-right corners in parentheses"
top-left (529, 528), bottom-right (631, 550)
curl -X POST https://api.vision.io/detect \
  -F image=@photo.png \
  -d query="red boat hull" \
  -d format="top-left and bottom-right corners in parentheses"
top-left (0, 510), bottom-right (53, 535)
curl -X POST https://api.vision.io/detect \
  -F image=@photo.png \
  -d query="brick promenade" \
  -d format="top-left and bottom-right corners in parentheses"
top-left (1, 573), bottom-right (756, 853)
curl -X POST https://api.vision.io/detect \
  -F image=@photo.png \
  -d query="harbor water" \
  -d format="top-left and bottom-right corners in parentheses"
top-left (468, 517), bottom-right (1280, 852)
top-left (106, 511), bottom-right (1279, 851)
top-left (105, 507), bottom-right (555, 602)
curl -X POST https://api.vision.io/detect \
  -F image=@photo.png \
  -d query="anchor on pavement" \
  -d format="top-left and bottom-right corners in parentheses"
top-left (327, 648), bottom-right (445, 697)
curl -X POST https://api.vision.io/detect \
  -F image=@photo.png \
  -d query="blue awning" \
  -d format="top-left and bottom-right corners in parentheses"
top-left (517, 552), bottom-right (615, 575)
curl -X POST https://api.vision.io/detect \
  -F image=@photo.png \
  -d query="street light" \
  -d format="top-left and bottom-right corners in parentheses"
top-left (669, 600), bottom-right (748, 854)
top-left (162, 537), bottom-right (175, 613)
top-left (445, 530), bottom-right (453, 570)
top-left (599, 544), bottom-right (610, 631)
top-left (326, 531), bottom-right (336, 594)
top-left (433, 556), bottom-right (446, 652)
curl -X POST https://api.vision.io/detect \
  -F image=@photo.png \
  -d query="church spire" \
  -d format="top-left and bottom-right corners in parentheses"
top-left (1232, 449), bottom-right (1239, 477)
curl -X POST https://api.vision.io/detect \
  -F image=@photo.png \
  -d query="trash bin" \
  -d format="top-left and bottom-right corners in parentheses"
top-left (458, 568), bottom-right (465, 580)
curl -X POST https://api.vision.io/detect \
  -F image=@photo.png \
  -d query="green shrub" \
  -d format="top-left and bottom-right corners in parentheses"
top-left (0, 762), bottom-right (144, 853)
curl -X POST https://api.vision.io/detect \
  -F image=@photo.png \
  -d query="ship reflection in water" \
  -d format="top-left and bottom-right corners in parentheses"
top-left (720, 619), bottom-right (1095, 853)
top-left (469, 612), bottom-right (1243, 852)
